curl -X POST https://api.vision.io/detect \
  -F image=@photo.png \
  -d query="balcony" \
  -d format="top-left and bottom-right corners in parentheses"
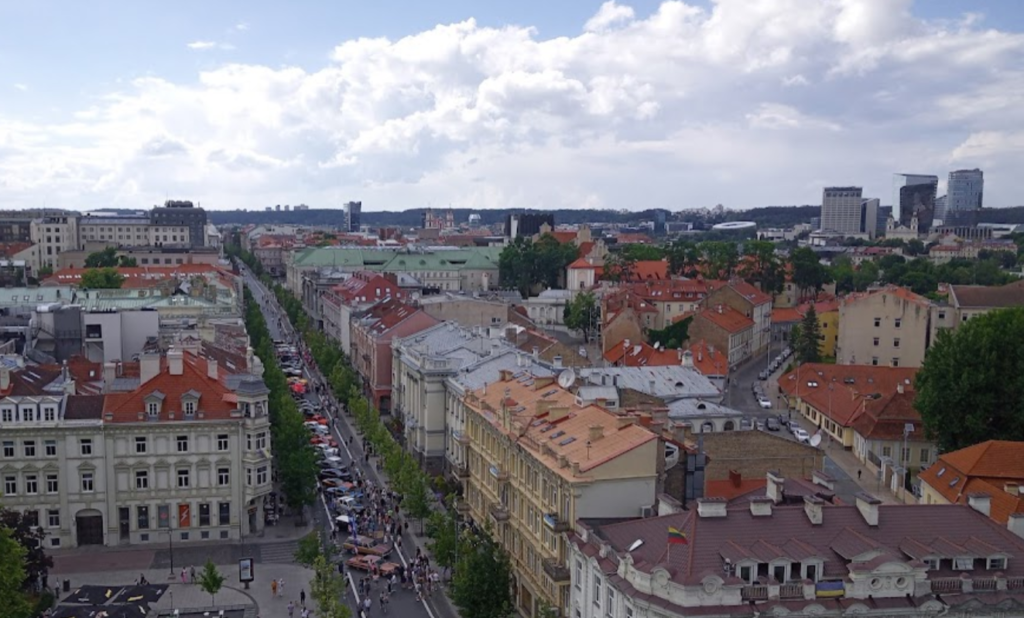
top-left (931, 578), bottom-right (963, 594)
top-left (779, 583), bottom-right (804, 599)
top-left (489, 502), bottom-right (510, 523)
top-left (454, 464), bottom-right (470, 479)
top-left (453, 430), bottom-right (469, 445)
top-left (542, 558), bottom-right (571, 583)
top-left (488, 464), bottom-right (509, 482)
top-left (741, 586), bottom-right (768, 601)
top-left (542, 513), bottom-right (571, 533)
top-left (456, 500), bottom-right (471, 514)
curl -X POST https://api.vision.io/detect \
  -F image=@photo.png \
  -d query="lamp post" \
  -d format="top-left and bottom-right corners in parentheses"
top-left (901, 423), bottom-right (914, 502)
top-left (167, 528), bottom-right (175, 580)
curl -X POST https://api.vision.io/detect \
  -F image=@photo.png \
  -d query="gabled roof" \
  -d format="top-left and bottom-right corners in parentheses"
top-left (778, 364), bottom-right (918, 427)
top-left (950, 279), bottom-right (1024, 309)
top-left (848, 390), bottom-right (923, 441)
top-left (942, 441), bottom-right (1024, 479)
top-left (695, 304), bottom-right (754, 333)
top-left (842, 284), bottom-right (931, 309)
top-left (918, 441), bottom-right (1024, 524)
top-left (102, 353), bottom-right (240, 423)
top-left (604, 341), bottom-right (682, 367)
top-left (727, 279), bottom-right (772, 306)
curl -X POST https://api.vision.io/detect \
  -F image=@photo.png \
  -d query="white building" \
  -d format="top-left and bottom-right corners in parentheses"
top-left (0, 349), bottom-right (273, 548)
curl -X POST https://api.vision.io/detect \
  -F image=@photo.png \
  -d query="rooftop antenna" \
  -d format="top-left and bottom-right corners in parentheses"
top-left (558, 368), bottom-right (575, 390)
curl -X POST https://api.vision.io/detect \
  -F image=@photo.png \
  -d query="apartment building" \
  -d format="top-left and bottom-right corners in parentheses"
top-left (462, 370), bottom-right (659, 616)
top-left (836, 285), bottom-right (932, 367)
top-left (569, 485), bottom-right (1024, 618)
top-left (931, 280), bottom-right (1024, 340)
top-left (30, 214), bottom-right (79, 271)
top-left (78, 215), bottom-right (191, 247)
top-left (320, 271), bottom-right (406, 354)
top-left (687, 304), bottom-right (755, 367)
top-left (703, 279), bottom-right (773, 354)
top-left (0, 349), bottom-right (273, 548)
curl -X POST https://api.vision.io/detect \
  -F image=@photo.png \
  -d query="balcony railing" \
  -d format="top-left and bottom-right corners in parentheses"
top-left (974, 579), bottom-right (998, 591)
top-left (455, 464), bottom-right (470, 479)
top-left (741, 586), bottom-right (768, 601)
top-left (542, 558), bottom-right (571, 583)
top-left (453, 430), bottom-right (469, 445)
top-left (543, 513), bottom-right (571, 533)
top-left (489, 502), bottom-right (509, 523)
top-left (1009, 577), bottom-right (1024, 590)
top-left (779, 584), bottom-right (804, 599)
top-left (931, 578), bottom-right (962, 594)
top-left (488, 464), bottom-right (509, 482)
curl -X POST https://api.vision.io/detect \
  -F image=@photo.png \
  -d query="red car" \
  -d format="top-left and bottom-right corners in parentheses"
top-left (346, 554), bottom-right (399, 576)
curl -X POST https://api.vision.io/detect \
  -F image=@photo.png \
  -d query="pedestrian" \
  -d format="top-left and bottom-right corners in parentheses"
top-left (857, 469), bottom-right (863, 480)
top-left (271, 579), bottom-right (278, 597)
top-left (300, 589), bottom-right (306, 606)
top-left (190, 565), bottom-right (196, 583)
top-left (279, 577), bottom-right (285, 595)
top-left (180, 568), bottom-right (187, 584)
top-left (288, 601), bottom-right (295, 618)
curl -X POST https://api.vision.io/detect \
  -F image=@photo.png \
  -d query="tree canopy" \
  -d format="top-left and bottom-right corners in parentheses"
top-left (84, 247), bottom-right (136, 268)
top-left (0, 508), bottom-right (52, 592)
top-left (198, 560), bottom-right (225, 605)
top-left (789, 247), bottom-right (831, 295)
top-left (80, 267), bottom-right (124, 289)
top-left (793, 305), bottom-right (823, 364)
top-left (0, 526), bottom-right (33, 618)
top-left (563, 291), bottom-right (599, 342)
top-left (451, 526), bottom-right (514, 618)
top-left (740, 240), bottom-right (785, 295)
top-left (915, 307), bottom-right (1024, 452)
top-left (498, 235), bottom-right (578, 296)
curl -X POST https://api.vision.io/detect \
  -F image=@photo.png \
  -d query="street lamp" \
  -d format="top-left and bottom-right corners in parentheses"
top-left (167, 528), bottom-right (175, 580)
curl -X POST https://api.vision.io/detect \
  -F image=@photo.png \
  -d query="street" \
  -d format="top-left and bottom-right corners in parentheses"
top-left (242, 267), bottom-right (446, 618)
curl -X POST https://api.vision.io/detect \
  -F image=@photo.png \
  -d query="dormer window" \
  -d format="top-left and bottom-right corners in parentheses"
top-left (954, 557), bottom-right (973, 570)
top-left (988, 557), bottom-right (1007, 571)
top-left (183, 400), bottom-right (196, 415)
top-left (147, 402), bottom-right (159, 417)
top-left (924, 557), bottom-right (940, 570)
top-left (181, 390), bottom-right (201, 417)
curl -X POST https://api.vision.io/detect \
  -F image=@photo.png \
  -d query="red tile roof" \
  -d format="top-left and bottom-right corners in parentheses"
top-left (771, 307), bottom-right (803, 324)
top-left (778, 364), bottom-right (918, 427)
top-left (696, 304), bottom-right (754, 334)
top-left (102, 353), bottom-right (239, 423)
top-left (727, 279), bottom-right (772, 306)
top-left (842, 284), bottom-right (931, 309)
top-left (548, 231), bottom-right (578, 244)
top-left (0, 241), bottom-right (33, 258)
top-left (918, 441), bottom-right (1024, 524)
top-left (567, 257), bottom-right (601, 270)
top-left (848, 390), bottom-right (923, 441)
top-left (686, 340), bottom-right (729, 376)
top-left (47, 265), bottom-right (237, 288)
top-left (604, 341), bottom-right (683, 367)
top-left (629, 260), bottom-right (669, 281)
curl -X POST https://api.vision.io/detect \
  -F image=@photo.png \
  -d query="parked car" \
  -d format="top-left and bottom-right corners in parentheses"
top-left (756, 395), bottom-right (772, 409)
top-left (343, 535), bottom-right (393, 557)
top-left (792, 428), bottom-right (811, 443)
top-left (765, 417), bottom-right (781, 431)
top-left (346, 554), bottom-right (400, 575)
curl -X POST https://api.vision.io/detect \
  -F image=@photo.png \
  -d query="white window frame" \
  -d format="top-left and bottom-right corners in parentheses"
top-left (135, 437), bottom-right (148, 454)
top-left (135, 470), bottom-right (149, 490)
top-left (46, 473), bottom-right (58, 493)
top-left (81, 471), bottom-right (94, 492)
top-left (80, 438), bottom-right (92, 456)
top-left (177, 469), bottom-right (190, 488)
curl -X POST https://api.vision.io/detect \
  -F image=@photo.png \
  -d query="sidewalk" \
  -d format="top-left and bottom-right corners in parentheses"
top-left (55, 562), bottom-right (316, 618)
top-left (822, 441), bottom-right (911, 505)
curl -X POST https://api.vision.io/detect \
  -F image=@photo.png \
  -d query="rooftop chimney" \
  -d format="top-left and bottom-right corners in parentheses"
top-left (812, 469), bottom-right (835, 490)
top-left (553, 355), bottom-right (563, 368)
top-left (532, 346), bottom-right (539, 359)
top-left (855, 492), bottom-right (881, 526)
top-left (140, 353), bottom-right (161, 385)
top-left (697, 497), bottom-right (727, 518)
top-left (749, 496), bottom-right (773, 517)
top-left (1006, 483), bottom-right (1020, 497)
top-left (804, 495), bottom-right (824, 525)
top-left (207, 358), bottom-right (219, 380)
top-left (1008, 513), bottom-right (1024, 540)
top-left (588, 424), bottom-right (605, 442)
top-left (897, 382), bottom-right (905, 394)
top-left (766, 471), bottom-right (785, 504)
top-left (0, 367), bottom-right (9, 392)
top-left (681, 350), bottom-right (693, 367)
top-left (103, 362), bottom-right (117, 389)
top-left (968, 493), bottom-right (992, 518)
top-left (168, 348), bottom-right (184, 376)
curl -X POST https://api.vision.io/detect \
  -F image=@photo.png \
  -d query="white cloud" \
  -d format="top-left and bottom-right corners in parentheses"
top-left (3, 0), bottom-right (1024, 210)
top-left (186, 40), bottom-right (235, 51)
top-left (13, 83), bottom-right (28, 91)
top-left (235, 22), bottom-right (249, 31)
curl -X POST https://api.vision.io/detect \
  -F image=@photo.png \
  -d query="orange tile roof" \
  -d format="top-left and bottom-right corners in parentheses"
top-left (0, 241), bottom-right (33, 258)
top-left (918, 441), bottom-right (1024, 524)
top-left (842, 284), bottom-right (931, 309)
top-left (604, 340), bottom-right (683, 367)
top-left (705, 478), bottom-right (767, 501)
top-left (549, 231), bottom-right (577, 244)
top-left (567, 257), bottom-right (601, 270)
top-left (465, 373), bottom-right (657, 476)
top-left (102, 352), bottom-right (239, 423)
top-left (48, 265), bottom-right (237, 287)
top-left (577, 241), bottom-right (596, 259)
top-left (686, 339), bottom-right (729, 376)
top-left (697, 304), bottom-right (754, 334)
top-left (628, 279), bottom-right (708, 302)
top-left (777, 363), bottom-right (918, 427)
top-left (727, 279), bottom-right (772, 306)
top-left (848, 390), bottom-right (923, 441)
top-left (628, 260), bottom-right (669, 281)
top-left (772, 307), bottom-right (803, 324)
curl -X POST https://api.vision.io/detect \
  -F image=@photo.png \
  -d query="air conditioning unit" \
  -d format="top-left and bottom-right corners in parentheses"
top-left (640, 505), bottom-right (655, 518)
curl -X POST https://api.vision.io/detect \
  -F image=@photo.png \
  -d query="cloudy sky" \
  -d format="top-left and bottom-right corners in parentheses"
top-left (1, 0), bottom-right (1022, 212)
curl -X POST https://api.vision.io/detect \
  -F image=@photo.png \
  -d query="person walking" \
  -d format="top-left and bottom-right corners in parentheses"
top-left (300, 589), bottom-right (306, 606)
top-left (271, 579), bottom-right (278, 597)
top-left (287, 601), bottom-right (295, 618)
top-left (189, 565), bottom-right (196, 584)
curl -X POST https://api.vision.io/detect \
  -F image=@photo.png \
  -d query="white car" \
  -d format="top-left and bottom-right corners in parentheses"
top-left (756, 395), bottom-right (772, 409)
top-left (792, 428), bottom-right (810, 443)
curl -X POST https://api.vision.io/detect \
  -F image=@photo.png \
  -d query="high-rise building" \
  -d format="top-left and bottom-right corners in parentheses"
top-left (504, 212), bottom-right (554, 238)
top-left (343, 201), bottom-right (362, 232)
top-left (892, 174), bottom-right (938, 234)
top-left (861, 198), bottom-right (879, 238)
top-left (934, 195), bottom-right (948, 223)
top-left (948, 168), bottom-right (984, 213)
top-left (150, 200), bottom-right (207, 248)
top-left (820, 187), bottom-right (863, 235)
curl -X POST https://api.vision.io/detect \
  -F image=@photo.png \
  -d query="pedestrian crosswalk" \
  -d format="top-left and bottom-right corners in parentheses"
top-left (261, 540), bottom-right (299, 564)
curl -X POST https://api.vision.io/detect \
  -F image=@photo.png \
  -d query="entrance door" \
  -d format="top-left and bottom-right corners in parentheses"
top-left (119, 507), bottom-right (130, 541)
top-left (75, 511), bottom-right (104, 546)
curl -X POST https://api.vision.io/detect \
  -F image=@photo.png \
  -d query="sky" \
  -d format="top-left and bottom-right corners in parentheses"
top-left (1, 0), bottom-right (1023, 212)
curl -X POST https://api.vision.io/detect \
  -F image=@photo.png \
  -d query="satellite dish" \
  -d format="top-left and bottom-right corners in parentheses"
top-left (558, 368), bottom-right (576, 389)
top-left (628, 539), bottom-right (644, 552)
top-left (809, 432), bottom-right (822, 447)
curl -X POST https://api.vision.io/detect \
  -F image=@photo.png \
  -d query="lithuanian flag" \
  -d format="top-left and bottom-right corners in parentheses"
top-left (668, 526), bottom-right (688, 545)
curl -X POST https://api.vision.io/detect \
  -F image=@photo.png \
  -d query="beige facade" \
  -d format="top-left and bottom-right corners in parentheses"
top-left (462, 371), bottom-right (659, 616)
top-left (836, 286), bottom-right (932, 368)
top-left (79, 217), bottom-right (190, 247)
top-left (418, 294), bottom-right (510, 329)
top-left (30, 214), bottom-right (79, 271)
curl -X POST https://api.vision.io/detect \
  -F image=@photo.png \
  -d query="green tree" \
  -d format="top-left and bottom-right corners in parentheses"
top-left (451, 526), bottom-right (514, 618)
top-left (646, 315), bottom-right (692, 350)
top-left (915, 307), bottom-right (1024, 452)
top-left (563, 291), bottom-right (599, 342)
top-left (401, 466), bottom-right (432, 533)
top-left (697, 240), bottom-right (738, 280)
top-left (80, 267), bottom-right (124, 289)
top-left (0, 526), bottom-right (33, 618)
top-left (84, 247), bottom-right (119, 268)
top-left (0, 508), bottom-right (53, 591)
top-left (197, 559), bottom-right (225, 606)
top-left (601, 251), bottom-right (635, 282)
top-left (536, 600), bottom-right (561, 618)
top-left (310, 555), bottom-right (351, 618)
top-left (666, 239), bottom-right (699, 277)
top-left (295, 532), bottom-right (324, 567)
top-left (37, 265), bottom-right (54, 279)
top-left (789, 247), bottom-right (830, 297)
top-left (740, 240), bottom-right (785, 295)
top-left (794, 305), bottom-right (822, 364)
top-left (619, 243), bottom-right (665, 261)
top-left (426, 498), bottom-right (459, 576)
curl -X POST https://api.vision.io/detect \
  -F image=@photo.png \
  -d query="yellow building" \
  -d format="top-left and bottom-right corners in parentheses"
top-left (798, 299), bottom-right (840, 359)
top-left (462, 369), bottom-right (660, 617)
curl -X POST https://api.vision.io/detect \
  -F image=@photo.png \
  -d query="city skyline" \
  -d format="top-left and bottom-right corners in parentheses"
top-left (1, 0), bottom-right (1023, 211)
